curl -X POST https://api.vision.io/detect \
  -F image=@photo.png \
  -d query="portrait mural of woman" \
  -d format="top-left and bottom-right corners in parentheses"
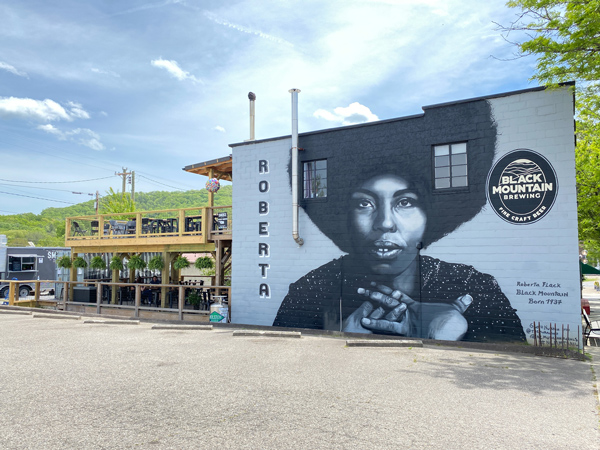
top-left (272, 99), bottom-right (526, 342)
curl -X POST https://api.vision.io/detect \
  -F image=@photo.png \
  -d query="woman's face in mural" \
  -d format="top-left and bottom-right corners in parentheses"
top-left (349, 174), bottom-right (426, 276)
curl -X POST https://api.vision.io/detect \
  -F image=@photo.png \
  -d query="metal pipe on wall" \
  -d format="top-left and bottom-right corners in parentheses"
top-left (248, 92), bottom-right (256, 141)
top-left (289, 88), bottom-right (304, 246)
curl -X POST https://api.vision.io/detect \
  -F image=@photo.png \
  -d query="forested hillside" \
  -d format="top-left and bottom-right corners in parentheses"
top-left (0, 186), bottom-right (232, 247)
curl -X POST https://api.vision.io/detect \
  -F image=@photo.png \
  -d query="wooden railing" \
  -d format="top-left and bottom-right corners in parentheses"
top-left (3, 279), bottom-right (231, 322)
top-left (65, 206), bottom-right (232, 245)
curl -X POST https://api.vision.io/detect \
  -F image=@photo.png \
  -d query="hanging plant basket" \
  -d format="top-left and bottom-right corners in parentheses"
top-left (72, 256), bottom-right (88, 269)
top-left (109, 256), bottom-right (124, 271)
top-left (194, 256), bottom-right (214, 270)
top-left (173, 256), bottom-right (190, 270)
top-left (148, 255), bottom-right (164, 271)
top-left (90, 256), bottom-right (106, 270)
top-left (56, 255), bottom-right (72, 269)
top-left (128, 255), bottom-right (147, 271)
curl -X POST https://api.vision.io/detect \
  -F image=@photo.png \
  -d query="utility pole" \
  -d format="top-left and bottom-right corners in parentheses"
top-left (115, 167), bottom-right (133, 198)
top-left (95, 191), bottom-right (99, 215)
top-left (131, 171), bottom-right (135, 203)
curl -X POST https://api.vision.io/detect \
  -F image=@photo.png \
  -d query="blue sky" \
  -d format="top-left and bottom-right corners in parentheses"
top-left (0, 0), bottom-right (535, 215)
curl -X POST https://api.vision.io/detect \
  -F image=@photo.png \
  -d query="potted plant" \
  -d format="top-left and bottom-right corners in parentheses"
top-left (56, 255), bottom-right (72, 270)
top-left (72, 256), bottom-right (88, 269)
top-left (173, 256), bottom-right (190, 270)
top-left (187, 290), bottom-right (202, 310)
top-left (90, 256), bottom-right (106, 270)
top-left (148, 255), bottom-right (164, 271)
top-left (90, 256), bottom-right (106, 279)
top-left (194, 256), bottom-right (214, 270)
top-left (127, 254), bottom-right (146, 272)
top-left (109, 256), bottom-right (124, 271)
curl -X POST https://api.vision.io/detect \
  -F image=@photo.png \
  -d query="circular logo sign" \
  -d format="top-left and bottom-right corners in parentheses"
top-left (486, 149), bottom-right (558, 225)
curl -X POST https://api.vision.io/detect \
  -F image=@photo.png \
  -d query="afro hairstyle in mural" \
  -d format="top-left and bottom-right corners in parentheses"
top-left (292, 99), bottom-right (497, 252)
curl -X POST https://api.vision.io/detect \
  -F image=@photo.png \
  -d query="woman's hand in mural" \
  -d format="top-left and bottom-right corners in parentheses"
top-left (355, 283), bottom-right (473, 340)
top-left (342, 298), bottom-right (410, 334)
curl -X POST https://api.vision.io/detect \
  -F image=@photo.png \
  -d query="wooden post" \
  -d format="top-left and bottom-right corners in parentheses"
top-left (69, 259), bottom-right (76, 304)
top-left (66, 218), bottom-right (72, 241)
top-left (161, 251), bottom-right (170, 308)
top-left (99, 215), bottom-right (104, 238)
top-left (8, 281), bottom-right (15, 306)
top-left (178, 209), bottom-right (184, 237)
top-left (136, 212), bottom-right (142, 238)
top-left (111, 268), bottom-right (119, 304)
top-left (97, 282), bottom-right (102, 315)
top-left (178, 286), bottom-right (184, 321)
top-left (34, 281), bottom-right (40, 302)
top-left (214, 240), bottom-right (222, 296)
top-left (208, 168), bottom-right (214, 208)
top-left (134, 285), bottom-right (141, 318)
top-left (63, 281), bottom-right (69, 306)
top-left (201, 207), bottom-right (210, 244)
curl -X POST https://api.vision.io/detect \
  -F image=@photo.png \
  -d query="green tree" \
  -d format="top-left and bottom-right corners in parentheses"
top-left (500, 0), bottom-right (600, 104)
top-left (100, 187), bottom-right (135, 214)
top-left (500, 0), bottom-right (600, 251)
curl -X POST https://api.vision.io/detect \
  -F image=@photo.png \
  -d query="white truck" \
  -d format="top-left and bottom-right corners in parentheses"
top-left (0, 243), bottom-right (70, 299)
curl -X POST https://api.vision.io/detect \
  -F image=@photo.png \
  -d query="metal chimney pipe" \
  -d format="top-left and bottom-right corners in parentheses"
top-left (248, 92), bottom-right (256, 141)
top-left (289, 88), bottom-right (304, 246)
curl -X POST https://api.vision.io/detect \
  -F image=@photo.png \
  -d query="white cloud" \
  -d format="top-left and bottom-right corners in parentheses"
top-left (213, 125), bottom-right (226, 133)
top-left (151, 58), bottom-right (202, 83)
top-left (37, 124), bottom-right (63, 137)
top-left (0, 97), bottom-right (74, 121)
top-left (313, 102), bottom-right (379, 125)
top-left (0, 61), bottom-right (28, 78)
top-left (67, 101), bottom-right (90, 119)
top-left (37, 125), bottom-right (105, 151)
top-left (91, 67), bottom-right (120, 78)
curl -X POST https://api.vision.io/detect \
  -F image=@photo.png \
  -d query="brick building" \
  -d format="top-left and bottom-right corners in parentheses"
top-left (230, 85), bottom-right (577, 344)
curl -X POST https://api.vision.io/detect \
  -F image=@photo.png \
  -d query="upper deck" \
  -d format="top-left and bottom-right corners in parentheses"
top-left (65, 205), bottom-right (231, 253)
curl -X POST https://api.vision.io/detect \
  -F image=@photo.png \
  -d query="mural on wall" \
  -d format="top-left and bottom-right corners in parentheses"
top-left (231, 86), bottom-right (578, 345)
top-left (273, 101), bottom-right (528, 341)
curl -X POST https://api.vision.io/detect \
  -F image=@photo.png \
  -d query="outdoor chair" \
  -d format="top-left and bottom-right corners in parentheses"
top-left (90, 220), bottom-right (99, 235)
top-left (126, 221), bottom-right (136, 234)
top-left (582, 309), bottom-right (600, 345)
top-left (141, 218), bottom-right (151, 234)
top-left (72, 221), bottom-right (87, 236)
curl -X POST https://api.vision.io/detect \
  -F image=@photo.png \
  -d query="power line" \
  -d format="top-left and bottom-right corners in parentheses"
top-left (0, 183), bottom-right (94, 195)
top-left (136, 174), bottom-right (187, 191)
top-left (0, 191), bottom-right (77, 205)
top-left (137, 170), bottom-right (204, 191)
top-left (0, 176), bottom-right (116, 184)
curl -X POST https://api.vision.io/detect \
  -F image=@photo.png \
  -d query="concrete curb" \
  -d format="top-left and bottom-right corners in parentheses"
top-left (0, 309), bottom-right (32, 315)
top-left (152, 325), bottom-right (213, 330)
top-left (33, 314), bottom-right (81, 320)
top-left (233, 330), bottom-right (301, 338)
top-left (346, 339), bottom-right (423, 348)
top-left (83, 320), bottom-right (140, 325)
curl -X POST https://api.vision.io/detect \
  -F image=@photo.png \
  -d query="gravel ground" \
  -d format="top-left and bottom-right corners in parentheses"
top-left (0, 313), bottom-right (599, 450)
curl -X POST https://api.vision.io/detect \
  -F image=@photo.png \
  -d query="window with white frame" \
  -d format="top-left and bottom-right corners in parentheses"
top-left (303, 160), bottom-right (327, 199)
top-left (434, 142), bottom-right (468, 189)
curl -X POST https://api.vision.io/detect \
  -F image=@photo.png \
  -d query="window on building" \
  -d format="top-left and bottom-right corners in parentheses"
top-left (434, 142), bottom-right (468, 189)
top-left (303, 160), bottom-right (327, 199)
top-left (8, 255), bottom-right (36, 272)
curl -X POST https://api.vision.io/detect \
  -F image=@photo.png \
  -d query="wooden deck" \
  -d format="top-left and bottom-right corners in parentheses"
top-left (65, 206), bottom-right (231, 253)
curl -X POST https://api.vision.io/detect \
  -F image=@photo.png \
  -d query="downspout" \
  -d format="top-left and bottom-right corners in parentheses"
top-left (289, 88), bottom-right (304, 246)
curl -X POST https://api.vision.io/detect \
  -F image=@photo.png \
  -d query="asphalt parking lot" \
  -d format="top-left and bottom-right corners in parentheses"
top-left (1, 311), bottom-right (599, 450)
